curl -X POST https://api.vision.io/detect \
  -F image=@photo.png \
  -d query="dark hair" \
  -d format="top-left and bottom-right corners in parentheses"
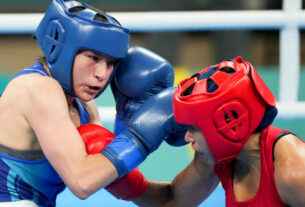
top-left (37, 56), bottom-right (47, 65)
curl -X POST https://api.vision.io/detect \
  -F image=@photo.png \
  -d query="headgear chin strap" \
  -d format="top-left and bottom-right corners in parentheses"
top-left (35, 0), bottom-right (130, 97)
top-left (173, 56), bottom-right (276, 163)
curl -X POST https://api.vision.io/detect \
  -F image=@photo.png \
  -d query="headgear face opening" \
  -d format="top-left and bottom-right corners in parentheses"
top-left (35, 0), bottom-right (130, 97)
top-left (173, 56), bottom-right (276, 163)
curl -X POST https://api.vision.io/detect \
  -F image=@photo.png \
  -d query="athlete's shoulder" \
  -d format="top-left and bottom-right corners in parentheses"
top-left (15, 73), bottom-right (62, 97)
top-left (2, 71), bottom-right (66, 116)
top-left (274, 133), bottom-right (305, 206)
top-left (274, 133), bottom-right (304, 161)
top-left (274, 133), bottom-right (305, 184)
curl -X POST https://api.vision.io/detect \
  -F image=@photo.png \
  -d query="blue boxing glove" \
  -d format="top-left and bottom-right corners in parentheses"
top-left (165, 130), bottom-right (189, 147)
top-left (111, 46), bottom-right (175, 135)
top-left (102, 87), bottom-right (187, 177)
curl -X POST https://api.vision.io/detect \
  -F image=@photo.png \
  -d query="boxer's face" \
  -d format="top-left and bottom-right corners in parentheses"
top-left (185, 125), bottom-right (207, 152)
top-left (185, 125), bottom-right (214, 163)
top-left (72, 50), bottom-right (116, 101)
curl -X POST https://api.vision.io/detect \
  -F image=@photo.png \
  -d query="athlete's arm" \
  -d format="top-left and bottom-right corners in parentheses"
top-left (133, 152), bottom-right (219, 207)
top-left (23, 76), bottom-right (117, 199)
top-left (274, 134), bottom-right (305, 207)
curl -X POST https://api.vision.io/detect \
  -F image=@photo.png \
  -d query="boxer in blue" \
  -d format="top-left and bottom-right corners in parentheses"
top-left (0, 0), bottom-right (179, 206)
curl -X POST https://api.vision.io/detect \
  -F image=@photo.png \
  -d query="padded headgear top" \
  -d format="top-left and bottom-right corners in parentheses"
top-left (174, 57), bottom-right (276, 163)
top-left (35, 0), bottom-right (130, 96)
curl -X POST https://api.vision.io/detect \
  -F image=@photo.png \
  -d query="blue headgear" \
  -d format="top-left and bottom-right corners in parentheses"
top-left (35, 0), bottom-right (130, 97)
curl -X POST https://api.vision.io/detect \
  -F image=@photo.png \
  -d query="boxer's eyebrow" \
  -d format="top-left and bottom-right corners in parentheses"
top-left (188, 125), bottom-right (201, 133)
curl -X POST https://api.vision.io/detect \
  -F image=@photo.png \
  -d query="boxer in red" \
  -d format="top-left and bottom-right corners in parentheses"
top-left (128, 57), bottom-right (305, 207)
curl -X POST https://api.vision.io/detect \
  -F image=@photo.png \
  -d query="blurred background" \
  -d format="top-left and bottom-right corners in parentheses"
top-left (0, 0), bottom-right (305, 206)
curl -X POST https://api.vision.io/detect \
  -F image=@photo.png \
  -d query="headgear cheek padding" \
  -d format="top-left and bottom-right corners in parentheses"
top-left (173, 56), bottom-right (276, 163)
top-left (35, 0), bottom-right (130, 97)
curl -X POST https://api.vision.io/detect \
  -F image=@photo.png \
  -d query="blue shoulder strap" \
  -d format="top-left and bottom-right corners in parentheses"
top-left (74, 99), bottom-right (90, 125)
top-left (13, 62), bottom-right (49, 78)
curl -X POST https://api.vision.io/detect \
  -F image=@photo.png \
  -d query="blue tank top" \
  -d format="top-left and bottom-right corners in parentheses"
top-left (0, 62), bottom-right (90, 206)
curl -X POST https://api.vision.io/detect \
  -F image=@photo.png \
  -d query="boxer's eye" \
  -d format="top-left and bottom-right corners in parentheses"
top-left (188, 125), bottom-right (201, 133)
top-left (107, 60), bottom-right (117, 66)
top-left (89, 55), bottom-right (100, 62)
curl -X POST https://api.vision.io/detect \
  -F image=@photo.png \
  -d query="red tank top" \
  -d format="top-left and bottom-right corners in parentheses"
top-left (214, 125), bottom-right (289, 207)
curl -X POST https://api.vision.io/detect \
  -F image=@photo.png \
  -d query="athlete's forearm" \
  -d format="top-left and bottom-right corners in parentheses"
top-left (133, 181), bottom-right (173, 207)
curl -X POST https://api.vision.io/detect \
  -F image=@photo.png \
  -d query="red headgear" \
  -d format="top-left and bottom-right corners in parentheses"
top-left (173, 57), bottom-right (276, 163)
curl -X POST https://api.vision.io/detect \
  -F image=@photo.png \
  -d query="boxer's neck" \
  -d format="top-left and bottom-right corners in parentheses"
top-left (65, 93), bottom-right (75, 108)
top-left (234, 133), bottom-right (261, 181)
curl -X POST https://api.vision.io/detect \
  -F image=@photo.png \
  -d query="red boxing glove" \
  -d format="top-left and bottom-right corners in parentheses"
top-left (77, 124), bottom-right (148, 200)
top-left (105, 168), bottom-right (148, 200)
top-left (77, 124), bottom-right (115, 154)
